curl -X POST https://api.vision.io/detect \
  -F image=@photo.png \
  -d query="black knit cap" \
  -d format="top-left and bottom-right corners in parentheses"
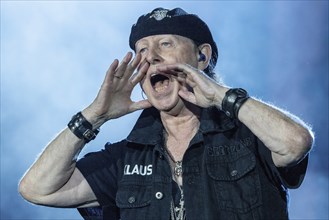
top-left (129, 7), bottom-right (218, 75)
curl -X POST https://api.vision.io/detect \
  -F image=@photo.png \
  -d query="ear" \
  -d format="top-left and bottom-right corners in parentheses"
top-left (197, 43), bottom-right (212, 71)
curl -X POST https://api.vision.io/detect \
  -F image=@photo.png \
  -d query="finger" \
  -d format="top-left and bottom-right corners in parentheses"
top-left (157, 64), bottom-right (202, 86)
top-left (130, 62), bottom-right (150, 86)
top-left (157, 63), bottom-right (207, 81)
top-left (178, 89), bottom-right (197, 104)
top-left (176, 73), bottom-right (197, 89)
top-left (185, 77), bottom-right (198, 88)
top-left (114, 52), bottom-right (133, 78)
top-left (106, 59), bottom-right (119, 82)
top-left (156, 64), bottom-right (183, 77)
top-left (130, 99), bottom-right (153, 112)
top-left (124, 53), bottom-right (142, 79)
top-left (157, 63), bottom-right (192, 74)
top-left (137, 58), bottom-right (148, 72)
top-left (173, 64), bottom-right (213, 90)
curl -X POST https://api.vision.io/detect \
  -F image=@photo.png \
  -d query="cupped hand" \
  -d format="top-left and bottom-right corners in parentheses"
top-left (156, 63), bottom-right (229, 109)
top-left (83, 52), bottom-right (152, 128)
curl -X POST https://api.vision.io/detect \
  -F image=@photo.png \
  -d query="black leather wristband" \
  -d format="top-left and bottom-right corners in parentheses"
top-left (222, 88), bottom-right (249, 119)
top-left (68, 112), bottom-right (99, 143)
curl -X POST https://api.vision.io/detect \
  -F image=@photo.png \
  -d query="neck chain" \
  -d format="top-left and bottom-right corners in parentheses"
top-left (165, 147), bottom-right (183, 177)
top-left (165, 149), bottom-right (186, 220)
top-left (163, 131), bottom-right (186, 220)
top-left (170, 193), bottom-right (186, 220)
top-left (163, 130), bottom-right (183, 177)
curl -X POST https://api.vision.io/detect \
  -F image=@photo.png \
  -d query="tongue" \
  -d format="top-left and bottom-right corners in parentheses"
top-left (154, 79), bottom-right (169, 92)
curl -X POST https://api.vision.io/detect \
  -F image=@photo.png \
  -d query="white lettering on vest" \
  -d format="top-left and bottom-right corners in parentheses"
top-left (124, 164), bottom-right (153, 176)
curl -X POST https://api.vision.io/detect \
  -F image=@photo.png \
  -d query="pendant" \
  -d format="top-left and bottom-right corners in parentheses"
top-left (174, 161), bottom-right (183, 176)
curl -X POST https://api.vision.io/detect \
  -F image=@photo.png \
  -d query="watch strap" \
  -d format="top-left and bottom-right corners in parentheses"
top-left (222, 88), bottom-right (249, 119)
top-left (68, 112), bottom-right (99, 143)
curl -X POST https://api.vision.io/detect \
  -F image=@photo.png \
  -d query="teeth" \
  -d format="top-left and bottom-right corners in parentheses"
top-left (155, 84), bottom-right (168, 92)
top-left (150, 73), bottom-right (170, 92)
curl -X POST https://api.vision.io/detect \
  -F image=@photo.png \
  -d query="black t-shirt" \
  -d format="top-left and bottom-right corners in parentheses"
top-left (76, 107), bottom-right (308, 220)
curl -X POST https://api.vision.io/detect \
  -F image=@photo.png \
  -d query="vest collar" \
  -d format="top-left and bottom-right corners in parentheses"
top-left (126, 107), bottom-right (236, 145)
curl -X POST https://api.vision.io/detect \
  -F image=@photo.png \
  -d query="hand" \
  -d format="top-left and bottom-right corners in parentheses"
top-left (156, 63), bottom-right (229, 109)
top-left (83, 52), bottom-right (152, 128)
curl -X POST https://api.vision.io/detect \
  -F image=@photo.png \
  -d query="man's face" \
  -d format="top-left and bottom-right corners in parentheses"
top-left (136, 34), bottom-right (199, 114)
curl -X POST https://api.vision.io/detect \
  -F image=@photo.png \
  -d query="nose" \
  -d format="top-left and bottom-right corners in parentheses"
top-left (145, 47), bottom-right (163, 65)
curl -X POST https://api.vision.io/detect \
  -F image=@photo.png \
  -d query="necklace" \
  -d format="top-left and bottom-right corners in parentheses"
top-left (165, 148), bottom-right (183, 177)
top-left (170, 187), bottom-right (186, 220)
top-left (166, 149), bottom-right (186, 220)
top-left (163, 131), bottom-right (186, 220)
top-left (163, 130), bottom-right (183, 177)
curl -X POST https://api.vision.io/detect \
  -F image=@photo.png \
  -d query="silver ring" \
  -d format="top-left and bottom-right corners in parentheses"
top-left (114, 75), bottom-right (123, 79)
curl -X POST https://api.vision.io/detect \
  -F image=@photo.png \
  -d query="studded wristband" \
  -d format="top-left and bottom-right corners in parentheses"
top-left (222, 88), bottom-right (249, 119)
top-left (67, 112), bottom-right (99, 143)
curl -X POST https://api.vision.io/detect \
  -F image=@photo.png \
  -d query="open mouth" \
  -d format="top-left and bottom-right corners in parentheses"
top-left (150, 73), bottom-right (170, 92)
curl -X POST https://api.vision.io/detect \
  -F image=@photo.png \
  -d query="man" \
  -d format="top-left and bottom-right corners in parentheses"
top-left (19, 8), bottom-right (313, 220)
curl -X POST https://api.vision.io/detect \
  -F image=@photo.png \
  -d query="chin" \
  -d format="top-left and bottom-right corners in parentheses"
top-left (153, 97), bottom-right (185, 115)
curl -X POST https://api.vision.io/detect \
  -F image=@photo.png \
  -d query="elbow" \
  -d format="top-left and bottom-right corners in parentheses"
top-left (297, 126), bottom-right (314, 154)
top-left (18, 178), bottom-right (33, 203)
top-left (272, 120), bottom-right (314, 168)
top-left (290, 126), bottom-right (314, 164)
top-left (18, 177), bottom-right (42, 205)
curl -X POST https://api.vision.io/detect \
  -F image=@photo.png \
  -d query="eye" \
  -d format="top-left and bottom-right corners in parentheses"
top-left (139, 47), bottom-right (147, 54)
top-left (160, 41), bottom-right (172, 48)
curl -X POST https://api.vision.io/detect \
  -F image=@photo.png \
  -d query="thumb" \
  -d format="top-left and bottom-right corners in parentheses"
top-left (178, 90), bottom-right (196, 105)
top-left (130, 100), bottom-right (153, 112)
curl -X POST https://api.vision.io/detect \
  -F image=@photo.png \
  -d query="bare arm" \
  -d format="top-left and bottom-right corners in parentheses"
top-left (238, 98), bottom-right (313, 167)
top-left (19, 52), bottom-right (151, 207)
top-left (19, 129), bottom-right (99, 207)
top-left (157, 63), bottom-right (314, 168)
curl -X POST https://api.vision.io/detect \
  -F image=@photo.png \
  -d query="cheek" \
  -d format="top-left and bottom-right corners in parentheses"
top-left (165, 51), bottom-right (198, 67)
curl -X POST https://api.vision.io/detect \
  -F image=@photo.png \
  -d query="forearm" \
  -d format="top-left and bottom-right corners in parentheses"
top-left (238, 98), bottom-right (314, 167)
top-left (157, 64), bottom-right (314, 168)
top-left (19, 54), bottom-right (149, 205)
top-left (19, 127), bottom-right (86, 199)
top-left (211, 85), bottom-right (313, 167)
